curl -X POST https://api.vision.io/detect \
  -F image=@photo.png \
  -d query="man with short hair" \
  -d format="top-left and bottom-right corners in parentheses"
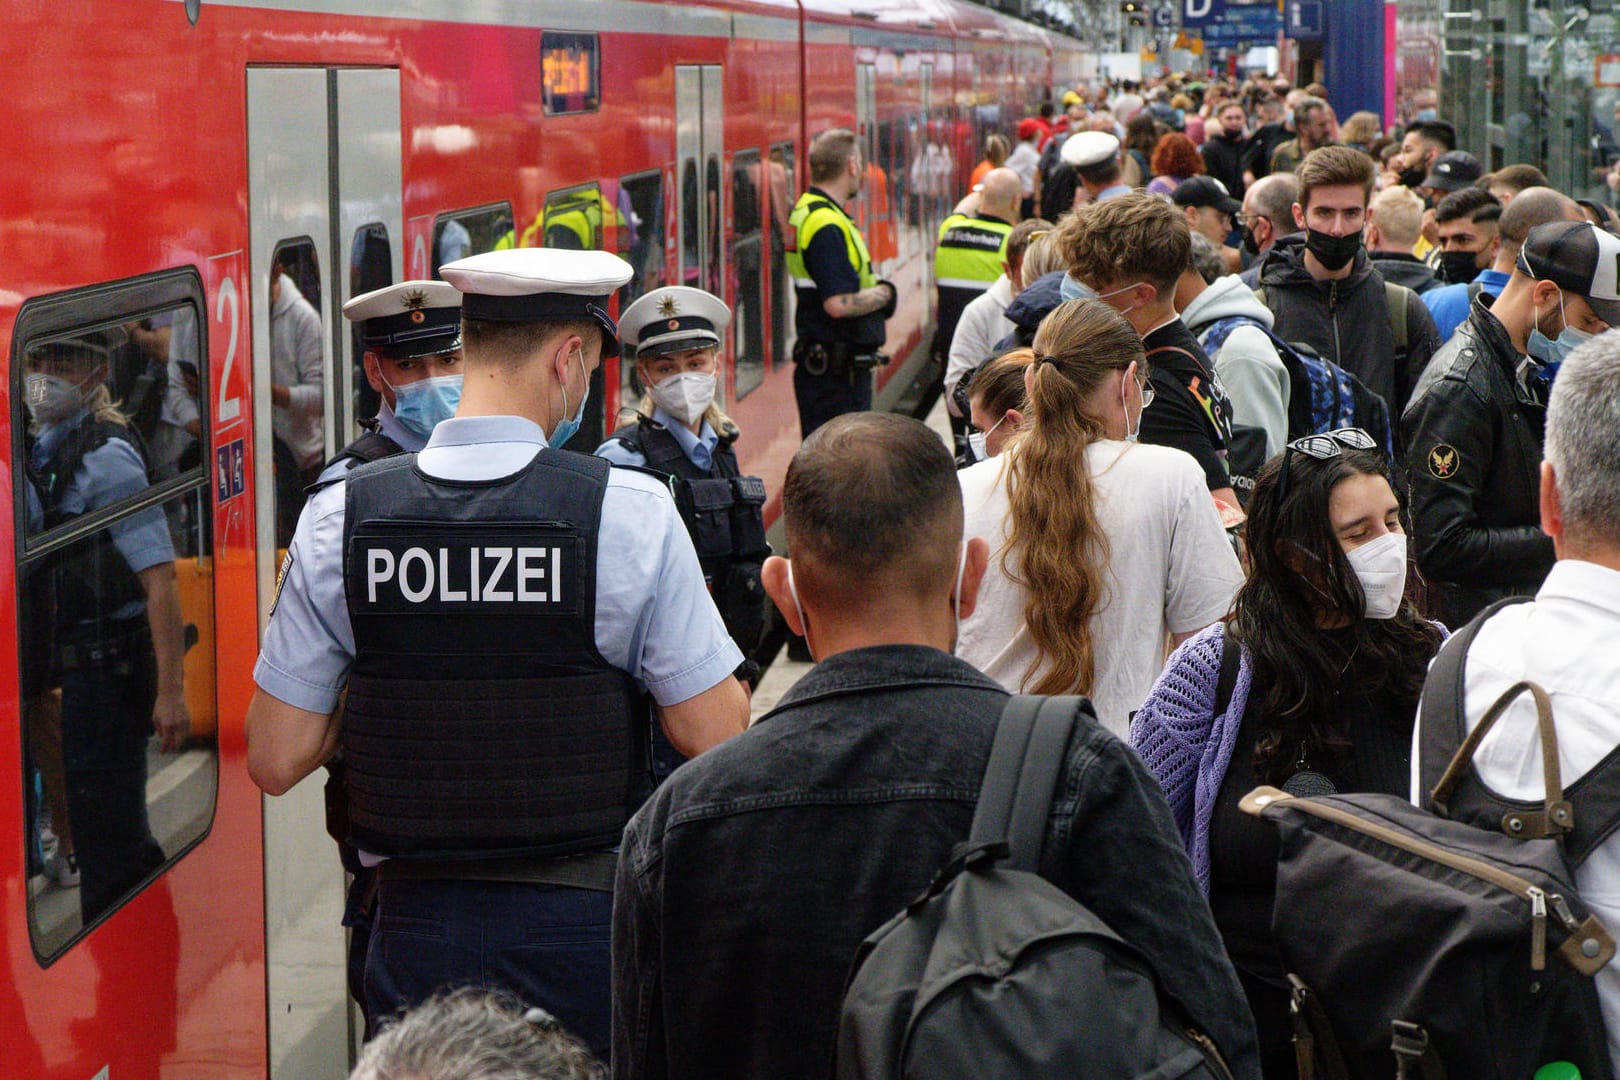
top-left (1430, 187), bottom-right (1502, 288)
top-left (944, 216), bottom-right (1052, 419)
top-left (1267, 96), bottom-right (1333, 175)
top-left (1366, 185), bottom-right (1441, 294)
top-left (1391, 118), bottom-right (1457, 191)
top-left (1237, 172), bottom-right (1301, 286)
top-left (1201, 100), bottom-right (1252, 198)
top-left (1402, 220), bottom-right (1620, 625)
top-left (1064, 130), bottom-right (1131, 203)
top-left (1410, 330), bottom-right (1620, 1077)
top-left (1424, 186), bottom-right (1583, 343)
top-left (611, 412), bottom-right (1261, 1080)
top-left (786, 127), bottom-right (900, 438)
top-left (1173, 175), bottom-right (1244, 273)
top-left (1060, 191), bottom-right (1238, 507)
top-left (1255, 145), bottom-right (1441, 418)
top-left (1244, 95), bottom-right (1289, 184)
top-left (933, 168), bottom-right (1020, 379)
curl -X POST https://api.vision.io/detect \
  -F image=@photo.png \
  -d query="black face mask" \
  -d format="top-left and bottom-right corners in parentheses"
top-left (1439, 249), bottom-right (1482, 285)
top-left (1305, 228), bottom-right (1362, 272)
top-left (1240, 222), bottom-right (1262, 255)
top-left (1397, 163), bottom-right (1428, 189)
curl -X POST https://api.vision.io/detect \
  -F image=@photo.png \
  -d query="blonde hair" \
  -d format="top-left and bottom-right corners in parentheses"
top-left (1369, 185), bottom-right (1424, 248)
top-left (635, 347), bottom-right (738, 439)
top-left (1018, 232), bottom-right (1066, 281)
top-left (1004, 299), bottom-right (1144, 694)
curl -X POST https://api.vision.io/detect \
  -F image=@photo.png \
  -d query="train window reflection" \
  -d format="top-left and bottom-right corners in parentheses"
top-left (769, 144), bottom-right (796, 368)
top-left (348, 223), bottom-right (393, 434)
top-left (431, 203), bottom-right (513, 278)
top-left (15, 278), bottom-right (218, 962)
top-left (731, 150), bottom-right (765, 400)
top-left (268, 239), bottom-right (324, 553)
top-left (704, 153), bottom-right (722, 298)
top-left (617, 171), bottom-right (666, 412)
top-left (542, 184), bottom-right (610, 252)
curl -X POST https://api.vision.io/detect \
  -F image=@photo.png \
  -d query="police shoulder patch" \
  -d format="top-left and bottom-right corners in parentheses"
top-left (1427, 444), bottom-right (1460, 480)
top-left (270, 547), bottom-right (295, 617)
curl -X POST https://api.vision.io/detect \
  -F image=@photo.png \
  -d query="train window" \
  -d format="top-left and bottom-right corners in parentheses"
top-left (681, 159), bottom-right (700, 285)
top-left (731, 150), bottom-right (765, 400)
top-left (12, 271), bottom-right (219, 962)
top-left (348, 223), bottom-right (392, 435)
top-left (617, 170), bottom-right (666, 411)
top-left (268, 239), bottom-right (325, 552)
top-left (769, 143), bottom-right (796, 367)
top-left (705, 154), bottom-right (722, 298)
top-left (431, 203), bottom-right (513, 278)
top-left (541, 31), bottom-right (600, 116)
top-left (542, 184), bottom-right (607, 252)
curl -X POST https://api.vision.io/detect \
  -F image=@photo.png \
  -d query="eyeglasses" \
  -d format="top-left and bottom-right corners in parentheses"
top-left (1277, 427), bottom-right (1379, 500)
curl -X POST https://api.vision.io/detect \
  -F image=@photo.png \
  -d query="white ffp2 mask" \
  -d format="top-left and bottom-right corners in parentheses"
top-left (1346, 532), bottom-right (1407, 620)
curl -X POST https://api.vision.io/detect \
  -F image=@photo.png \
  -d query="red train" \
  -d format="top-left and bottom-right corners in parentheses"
top-left (0, 1), bottom-right (1087, 1074)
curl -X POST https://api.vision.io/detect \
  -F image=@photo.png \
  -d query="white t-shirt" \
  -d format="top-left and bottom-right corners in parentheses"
top-left (956, 439), bottom-right (1243, 736)
top-left (1410, 559), bottom-right (1620, 1074)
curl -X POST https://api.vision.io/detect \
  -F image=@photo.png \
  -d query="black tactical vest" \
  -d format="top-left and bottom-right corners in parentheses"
top-left (340, 449), bottom-right (648, 861)
top-left (311, 428), bottom-right (402, 493)
top-left (612, 419), bottom-right (771, 654)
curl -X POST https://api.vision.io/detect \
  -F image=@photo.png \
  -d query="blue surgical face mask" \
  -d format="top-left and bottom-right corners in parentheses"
top-left (1059, 273), bottom-right (1097, 303)
top-left (966, 413), bottom-right (1007, 462)
top-left (1526, 290), bottom-right (1592, 384)
top-left (1416, 108), bottom-right (1438, 123)
top-left (550, 347), bottom-right (591, 448)
top-left (385, 372), bottom-right (462, 441)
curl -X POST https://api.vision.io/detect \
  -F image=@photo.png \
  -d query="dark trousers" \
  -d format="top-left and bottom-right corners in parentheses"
top-left (793, 361), bottom-right (872, 439)
top-left (365, 877), bottom-right (613, 1062)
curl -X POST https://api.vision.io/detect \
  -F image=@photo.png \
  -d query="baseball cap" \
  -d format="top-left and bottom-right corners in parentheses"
top-left (1061, 90), bottom-right (1082, 107)
top-left (1017, 118), bottom-right (1042, 141)
top-left (1421, 151), bottom-right (1484, 193)
top-left (1517, 220), bottom-right (1620, 326)
top-left (1172, 176), bottom-right (1242, 216)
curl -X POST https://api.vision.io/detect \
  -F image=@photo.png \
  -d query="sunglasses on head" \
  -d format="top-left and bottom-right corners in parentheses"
top-left (1278, 427), bottom-right (1379, 500)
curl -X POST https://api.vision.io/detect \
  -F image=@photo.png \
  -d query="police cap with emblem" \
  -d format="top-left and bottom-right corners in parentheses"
top-left (1061, 130), bottom-right (1120, 169)
top-left (342, 280), bottom-right (462, 360)
top-left (619, 287), bottom-right (731, 359)
top-left (440, 248), bottom-right (634, 357)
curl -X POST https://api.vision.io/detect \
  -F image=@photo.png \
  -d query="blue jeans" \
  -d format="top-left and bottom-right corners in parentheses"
top-left (364, 877), bottom-right (613, 1061)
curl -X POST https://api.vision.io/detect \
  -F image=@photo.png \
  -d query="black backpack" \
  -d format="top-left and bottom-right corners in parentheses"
top-left (835, 695), bottom-right (1234, 1080)
top-left (1242, 603), bottom-right (1619, 1080)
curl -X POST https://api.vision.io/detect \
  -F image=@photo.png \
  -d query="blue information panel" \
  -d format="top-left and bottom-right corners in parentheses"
top-left (1182, 0), bottom-right (1224, 30)
top-left (1200, 0), bottom-right (1282, 47)
top-left (1288, 0), bottom-right (1324, 40)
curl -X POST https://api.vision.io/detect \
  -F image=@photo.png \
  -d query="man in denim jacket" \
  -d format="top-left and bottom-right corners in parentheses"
top-left (610, 412), bottom-right (1260, 1079)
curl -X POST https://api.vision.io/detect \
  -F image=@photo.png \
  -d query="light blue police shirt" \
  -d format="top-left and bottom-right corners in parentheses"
top-left (594, 406), bottom-right (719, 473)
top-left (310, 400), bottom-right (425, 488)
top-left (253, 414), bottom-right (743, 715)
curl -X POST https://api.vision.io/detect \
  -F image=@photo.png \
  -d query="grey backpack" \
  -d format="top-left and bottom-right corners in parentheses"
top-left (834, 695), bottom-right (1234, 1080)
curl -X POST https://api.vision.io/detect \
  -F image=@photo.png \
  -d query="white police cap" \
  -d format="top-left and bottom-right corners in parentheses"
top-left (620, 287), bottom-right (731, 358)
top-left (1062, 130), bottom-right (1121, 169)
top-left (342, 280), bottom-right (462, 359)
top-left (440, 248), bottom-right (634, 357)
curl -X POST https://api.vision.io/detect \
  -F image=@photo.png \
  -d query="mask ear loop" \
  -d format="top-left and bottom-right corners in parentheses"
top-left (952, 541), bottom-right (968, 651)
top-left (787, 563), bottom-right (812, 660)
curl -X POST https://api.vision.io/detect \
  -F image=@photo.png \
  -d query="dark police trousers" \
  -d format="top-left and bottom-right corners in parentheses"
top-left (793, 359), bottom-right (872, 438)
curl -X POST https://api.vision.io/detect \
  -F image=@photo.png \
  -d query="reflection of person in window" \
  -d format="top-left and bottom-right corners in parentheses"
top-left (126, 308), bottom-right (202, 480)
top-left (269, 263), bottom-right (325, 480)
top-left (22, 335), bottom-right (190, 921)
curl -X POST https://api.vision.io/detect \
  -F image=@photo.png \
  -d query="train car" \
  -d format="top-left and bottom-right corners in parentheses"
top-left (0, 1), bottom-right (1082, 1076)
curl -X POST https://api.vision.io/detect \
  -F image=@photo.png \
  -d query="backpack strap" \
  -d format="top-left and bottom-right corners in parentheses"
top-left (1213, 625), bottom-right (1240, 720)
top-left (1384, 281), bottom-right (1409, 354)
top-left (969, 695), bottom-right (1082, 873)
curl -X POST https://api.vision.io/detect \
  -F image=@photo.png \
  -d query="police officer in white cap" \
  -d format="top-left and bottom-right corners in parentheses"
top-left (599, 286), bottom-right (772, 689)
top-left (313, 280), bottom-right (464, 487)
top-left (1063, 130), bottom-right (1132, 203)
top-left (244, 248), bottom-right (749, 1060)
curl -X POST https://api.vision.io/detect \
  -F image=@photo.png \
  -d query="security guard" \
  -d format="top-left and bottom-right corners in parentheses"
top-left (597, 286), bottom-right (772, 680)
top-left (244, 248), bottom-right (749, 1061)
top-left (785, 127), bottom-right (900, 437)
top-left (933, 167), bottom-right (1019, 375)
top-left (313, 279), bottom-right (462, 1035)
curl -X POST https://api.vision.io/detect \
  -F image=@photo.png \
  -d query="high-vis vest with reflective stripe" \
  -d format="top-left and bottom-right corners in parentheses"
top-left (785, 191), bottom-right (877, 295)
top-left (933, 213), bottom-right (1012, 292)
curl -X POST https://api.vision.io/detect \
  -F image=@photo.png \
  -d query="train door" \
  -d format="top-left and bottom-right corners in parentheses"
top-left (676, 65), bottom-right (725, 304)
top-left (247, 66), bottom-right (403, 1078)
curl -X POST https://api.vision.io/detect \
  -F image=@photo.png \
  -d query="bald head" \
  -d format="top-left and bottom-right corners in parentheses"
top-left (1493, 187), bottom-right (1584, 271)
top-left (978, 168), bottom-right (1022, 221)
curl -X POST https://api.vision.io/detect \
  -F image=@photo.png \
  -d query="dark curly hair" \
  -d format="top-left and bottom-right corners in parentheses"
top-left (1231, 446), bottom-right (1443, 785)
top-left (1150, 132), bottom-right (1204, 181)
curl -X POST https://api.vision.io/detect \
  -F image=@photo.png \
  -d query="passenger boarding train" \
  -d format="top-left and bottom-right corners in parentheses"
top-left (0, 0), bottom-right (1088, 1074)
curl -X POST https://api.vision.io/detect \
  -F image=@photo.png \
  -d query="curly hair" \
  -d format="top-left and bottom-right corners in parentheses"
top-left (1150, 132), bottom-right (1204, 181)
top-left (1056, 191), bottom-right (1189, 296)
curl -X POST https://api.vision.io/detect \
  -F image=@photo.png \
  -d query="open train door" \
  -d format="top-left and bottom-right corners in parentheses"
top-left (246, 66), bottom-right (404, 1078)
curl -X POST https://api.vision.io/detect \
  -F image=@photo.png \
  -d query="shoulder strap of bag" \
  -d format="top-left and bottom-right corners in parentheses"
top-left (969, 695), bottom-right (1082, 873)
top-left (1214, 624), bottom-right (1240, 720)
top-left (1418, 597), bottom-right (1533, 809)
top-left (1384, 281), bottom-right (1409, 353)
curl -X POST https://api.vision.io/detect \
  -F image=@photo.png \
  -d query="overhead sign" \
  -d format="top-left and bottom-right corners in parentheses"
top-left (1599, 54), bottom-right (1620, 88)
top-left (1153, 6), bottom-right (1174, 28)
top-left (1182, 0), bottom-right (1222, 30)
top-left (1288, 0), bottom-right (1324, 40)
top-left (1200, 1), bottom-right (1282, 47)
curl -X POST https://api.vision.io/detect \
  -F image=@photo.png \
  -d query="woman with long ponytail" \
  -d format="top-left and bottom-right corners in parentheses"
top-left (956, 298), bottom-right (1244, 735)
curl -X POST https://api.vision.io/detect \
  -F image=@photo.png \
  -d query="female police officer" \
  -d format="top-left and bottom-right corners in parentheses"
top-left (597, 286), bottom-right (772, 679)
top-left (22, 329), bottom-right (190, 924)
top-left (245, 249), bottom-right (747, 1061)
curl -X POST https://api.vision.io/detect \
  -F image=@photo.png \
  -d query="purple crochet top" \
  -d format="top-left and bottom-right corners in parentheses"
top-left (1128, 622), bottom-right (1253, 896)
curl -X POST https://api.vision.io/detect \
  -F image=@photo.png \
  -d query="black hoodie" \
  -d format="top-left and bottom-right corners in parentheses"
top-left (1255, 235), bottom-right (1440, 418)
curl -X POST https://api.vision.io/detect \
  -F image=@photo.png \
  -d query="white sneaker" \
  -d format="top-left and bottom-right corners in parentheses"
top-left (44, 851), bottom-right (79, 888)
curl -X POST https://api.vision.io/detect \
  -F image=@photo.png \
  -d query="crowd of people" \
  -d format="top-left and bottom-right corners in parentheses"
top-left (238, 71), bottom-right (1620, 1080)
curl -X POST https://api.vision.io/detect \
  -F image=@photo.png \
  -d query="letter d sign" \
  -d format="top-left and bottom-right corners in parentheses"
top-left (1185, 0), bottom-right (1214, 19)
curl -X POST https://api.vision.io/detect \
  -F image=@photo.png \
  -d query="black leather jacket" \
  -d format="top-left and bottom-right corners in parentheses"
top-left (1399, 297), bottom-right (1556, 625)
